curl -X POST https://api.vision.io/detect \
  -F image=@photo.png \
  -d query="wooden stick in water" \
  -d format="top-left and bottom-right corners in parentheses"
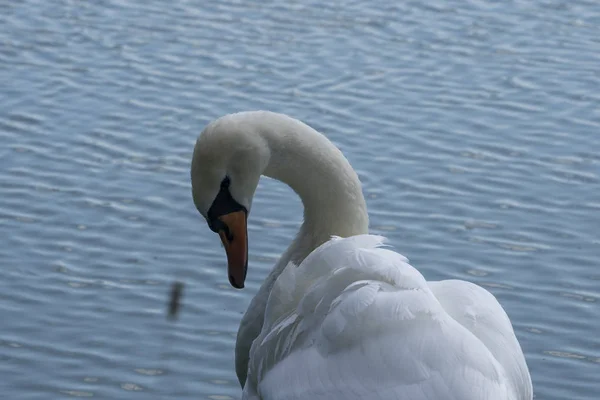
top-left (168, 281), bottom-right (184, 320)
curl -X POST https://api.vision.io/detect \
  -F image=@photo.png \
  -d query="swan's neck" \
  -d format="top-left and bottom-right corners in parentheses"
top-left (260, 114), bottom-right (369, 267)
top-left (234, 112), bottom-right (368, 386)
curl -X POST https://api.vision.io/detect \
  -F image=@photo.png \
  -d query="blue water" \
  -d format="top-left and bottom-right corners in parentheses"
top-left (1, 0), bottom-right (599, 398)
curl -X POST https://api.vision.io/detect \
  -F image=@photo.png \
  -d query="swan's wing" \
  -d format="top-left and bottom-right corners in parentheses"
top-left (243, 235), bottom-right (529, 400)
top-left (249, 286), bottom-right (511, 400)
top-left (428, 280), bottom-right (533, 400)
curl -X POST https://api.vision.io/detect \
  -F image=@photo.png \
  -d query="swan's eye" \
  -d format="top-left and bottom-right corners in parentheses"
top-left (206, 174), bottom-right (246, 240)
top-left (220, 176), bottom-right (231, 189)
top-left (208, 217), bottom-right (234, 241)
top-left (208, 217), bottom-right (223, 233)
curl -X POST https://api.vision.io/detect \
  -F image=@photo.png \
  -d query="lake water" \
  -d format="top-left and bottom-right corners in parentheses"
top-left (1, 0), bottom-right (599, 398)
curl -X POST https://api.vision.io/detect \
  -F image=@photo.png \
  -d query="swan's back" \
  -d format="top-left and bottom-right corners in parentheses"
top-left (243, 235), bottom-right (532, 400)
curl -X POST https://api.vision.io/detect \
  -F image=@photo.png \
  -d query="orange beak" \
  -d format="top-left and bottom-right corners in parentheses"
top-left (216, 210), bottom-right (248, 289)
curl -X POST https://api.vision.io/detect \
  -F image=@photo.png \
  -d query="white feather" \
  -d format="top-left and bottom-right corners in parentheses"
top-left (245, 236), bottom-right (531, 400)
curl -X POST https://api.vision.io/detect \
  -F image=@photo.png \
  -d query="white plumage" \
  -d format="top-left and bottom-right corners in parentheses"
top-left (243, 235), bottom-right (531, 400)
top-left (191, 111), bottom-right (532, 400)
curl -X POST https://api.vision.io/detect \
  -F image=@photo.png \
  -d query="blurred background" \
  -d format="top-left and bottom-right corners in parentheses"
top-left (1, 0), bottom-right (599, 398)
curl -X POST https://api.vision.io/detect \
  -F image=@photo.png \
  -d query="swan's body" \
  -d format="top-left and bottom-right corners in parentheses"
top-left (191, 111), bottom-right (532, 400)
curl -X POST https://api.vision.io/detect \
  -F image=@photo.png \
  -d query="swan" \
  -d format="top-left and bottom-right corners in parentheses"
top-left (190, 111), bottom-right (533, 400)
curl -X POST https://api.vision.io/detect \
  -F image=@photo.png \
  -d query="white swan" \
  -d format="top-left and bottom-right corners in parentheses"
top-left (191, 111), bottom-right (533, 400)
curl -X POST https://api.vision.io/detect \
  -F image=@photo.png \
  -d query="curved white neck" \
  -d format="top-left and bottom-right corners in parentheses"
top-left (257, 112), bottom-right (369, 267)
top-left (233, 111), bottom-right (368, 386)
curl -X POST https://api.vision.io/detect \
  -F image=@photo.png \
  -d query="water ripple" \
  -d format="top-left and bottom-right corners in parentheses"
top-left (1, 0), bottom-right (599, 398)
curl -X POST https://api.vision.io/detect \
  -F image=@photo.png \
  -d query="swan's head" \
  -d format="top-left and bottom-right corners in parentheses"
top-left (190, 114), bottom-right (271, 289)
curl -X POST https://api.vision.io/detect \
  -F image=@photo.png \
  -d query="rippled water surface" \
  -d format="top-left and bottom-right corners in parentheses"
top-left (1, 0), bottom-right (599, 398)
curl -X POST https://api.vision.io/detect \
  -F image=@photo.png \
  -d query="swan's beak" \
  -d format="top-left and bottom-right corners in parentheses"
top-left (217, 210), bottom-right (248, 289)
